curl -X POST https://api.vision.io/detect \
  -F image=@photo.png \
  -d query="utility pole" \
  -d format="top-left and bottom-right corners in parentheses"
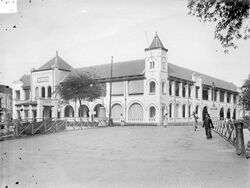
top-left (108, 56), bottom-right (113, 126)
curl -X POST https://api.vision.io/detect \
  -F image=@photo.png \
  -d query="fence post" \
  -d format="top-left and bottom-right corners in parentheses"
top-left (45, 119), bottom-right (47, 133)
top-left (31, 123), bottom-right (34, 135)
top-left (234, 121), bottom-right (245, 156)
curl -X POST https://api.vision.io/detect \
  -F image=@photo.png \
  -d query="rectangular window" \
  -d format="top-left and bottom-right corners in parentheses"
top-left (182, 84), bottom-right (186, 98)
top-left (227, 93), bottom-right (230, 103)
top-left (188, 85), bottom-right (191, 98)
top-left (128, 80), bottom-right (144, 95)
top-left (100, 83), bottom-right (106, 97)
top-left (233, 95), bottom-right (236, 104)
top-left (188, 105), bottom-right (191, 117)
top-left (169, 81), bottom-right (172, 95)
top-left (220, 91), bottom-right (224, 102)
top-left (16, 90), bottom-right (20, 100)
top-left (112, 82), bottom-right (124, 96)
top-left (175, 82), bottom-right (179, 97)
top-left (202, 87), bottom-right (209, 100)
top-left (24, 89), bottom-right (30, 100)
top-left (195, 86), bottom-right (199, 99)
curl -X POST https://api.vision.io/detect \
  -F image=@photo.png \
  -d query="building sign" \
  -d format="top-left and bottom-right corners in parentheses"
top-left (37, 76), bottom-right (49, 83)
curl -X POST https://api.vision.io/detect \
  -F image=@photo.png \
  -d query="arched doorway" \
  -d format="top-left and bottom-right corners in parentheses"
top-left (227, 109), bottom-right (231, 119)
top-left (64, 105), bottom-right (74, 117)
top-left (43, 106), bottom-right (52, 118)
top-left (78, 105), bottom-right (89, 118)
top-left (111, 104), bottom-right (123, 121)
top-left (128, 103), bottom-right (143, 121)
top-left (202, 106), bottom-right (208, 121)
top-left (220, 108), bottom-right (224, 120)
top-left (94, 104), bottom-right (104, 118)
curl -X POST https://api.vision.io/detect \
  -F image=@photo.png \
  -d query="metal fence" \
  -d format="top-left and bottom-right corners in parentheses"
top-left (213, 119), bottom-right (236, 145)
top-left (0, 117), bottom-right (108, 140)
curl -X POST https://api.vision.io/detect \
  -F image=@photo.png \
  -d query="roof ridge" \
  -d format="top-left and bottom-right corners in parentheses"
top-left (168, 62), bottom-right (236, 87)
top-left (75, 59), bottom-right (145, 70)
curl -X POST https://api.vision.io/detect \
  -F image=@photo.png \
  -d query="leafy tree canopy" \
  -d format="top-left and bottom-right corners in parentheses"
top-left (188, 0), bottom-right (250, 53)
top-left (56, 71), bottom-right (104, 107)
top-left (240, 76), bottom-right (250, 111)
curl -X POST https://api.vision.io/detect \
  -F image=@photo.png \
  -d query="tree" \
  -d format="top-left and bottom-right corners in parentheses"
top-left (56, 71), bottom-right (104, 115)
top-left (240, 76), bottom-right (250, 114)
top-left (188, 0), bottom-right (250, 53)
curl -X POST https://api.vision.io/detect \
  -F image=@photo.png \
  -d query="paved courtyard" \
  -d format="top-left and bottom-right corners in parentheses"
top-left (0, 126), bottom-right (249, 188)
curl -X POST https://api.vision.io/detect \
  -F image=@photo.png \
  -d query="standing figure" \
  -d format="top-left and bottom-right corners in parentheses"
top-left (193, 111), bottom-right (198, 131)
top-left (202, 113), bottom-right (214, 139)
top-left (120, 113), bottom-right (125, 126)
top-left (163, 113), bottom-right (168, 128)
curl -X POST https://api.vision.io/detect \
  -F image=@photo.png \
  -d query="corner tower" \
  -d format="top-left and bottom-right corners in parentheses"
top-left (144, 33), bottom-right (169, 125)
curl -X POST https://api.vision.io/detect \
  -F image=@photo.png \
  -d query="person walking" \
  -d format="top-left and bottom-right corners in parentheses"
top-left (163, 113), bottom-right (168, 128)
top-left (120, 113), bottom-right (125, 126)
top-left (192, 111), bottom-right (198, 131)
top-left (202, 113), bottom-right (214, 139)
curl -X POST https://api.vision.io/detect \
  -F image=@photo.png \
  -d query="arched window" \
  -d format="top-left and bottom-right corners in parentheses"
top-left (94, 104), bottom-right (105, 118)
top-left (35, 87), bottom-right (39, 99)
top-left (149, 106), bottom-right (156, 118)
top-left (150, 61), bottom-right (155, 69)
top-left (149, 81), bottom-right (156, 95)
top-left (78, 105), bottom-right (89, 118)
top-left (128, 103), bottom-right (143, 121)
top-left (111, 104), bottom-right (123, 121)
top-left (64, 105), bottom-right (74, 117)
top-left (162, 82), bottom-right (166, 94)
top-left (48, 86), bottom-right (51, 98)
top-left (41, 87), bottom-right (45, 98)
top-left (182, 104), bottom-right (186, 118)
top-left (169, 103), bottom-right (172, 118)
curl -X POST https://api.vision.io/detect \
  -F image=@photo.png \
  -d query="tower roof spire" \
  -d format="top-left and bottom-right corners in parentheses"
top-left (145, 32), bottom-right (168, 52)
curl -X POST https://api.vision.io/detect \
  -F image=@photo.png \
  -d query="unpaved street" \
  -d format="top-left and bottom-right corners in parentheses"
top-left (1, 126), bottom-right (249, 188)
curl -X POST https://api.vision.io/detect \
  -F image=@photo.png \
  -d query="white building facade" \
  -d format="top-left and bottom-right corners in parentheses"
top-left (12, 34), bottom-right (240, 125)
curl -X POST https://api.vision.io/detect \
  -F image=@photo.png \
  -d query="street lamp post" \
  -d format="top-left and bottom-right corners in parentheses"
top-left (212, 82), bottom-right (215, 107)
top-left (210, 82), bottom-right (217, 121)
top-left (108, 56), bottom-right (113, 126)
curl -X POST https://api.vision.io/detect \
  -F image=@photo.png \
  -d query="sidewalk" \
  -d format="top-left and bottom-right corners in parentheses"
top-left (0, 126), bottom-right (249, 188)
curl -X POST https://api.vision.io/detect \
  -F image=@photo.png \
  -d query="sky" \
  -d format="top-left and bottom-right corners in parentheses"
top-left (0, 0), bottom-right (249, 88)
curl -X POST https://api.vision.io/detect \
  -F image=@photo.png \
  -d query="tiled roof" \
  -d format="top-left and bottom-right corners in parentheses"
top-left (20, 74), bottom-right (30, 88)
top-left (36, 53), bottom-right (72, 72)
top-left (72, 59), bottom-right (145, 79)
top-left (145, 33), bottom-right (168, 51)
top-left (66, 59), bottom-right (237, 92)
top-left (19, 55), bottom-right (237, 92)
top-left (168, 63), bottom-right (237, 92)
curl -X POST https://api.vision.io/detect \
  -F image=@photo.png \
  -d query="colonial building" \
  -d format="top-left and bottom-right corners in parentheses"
top-left (0, 85), bottom-right (12, 122)
top-left (12, 33), bottom-right (240, 125)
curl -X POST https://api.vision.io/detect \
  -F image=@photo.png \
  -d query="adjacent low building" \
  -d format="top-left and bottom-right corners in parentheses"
top-left (0, 85), bottom-right (12, 122)
top-left (12, 33), bottom-right (240, 125)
